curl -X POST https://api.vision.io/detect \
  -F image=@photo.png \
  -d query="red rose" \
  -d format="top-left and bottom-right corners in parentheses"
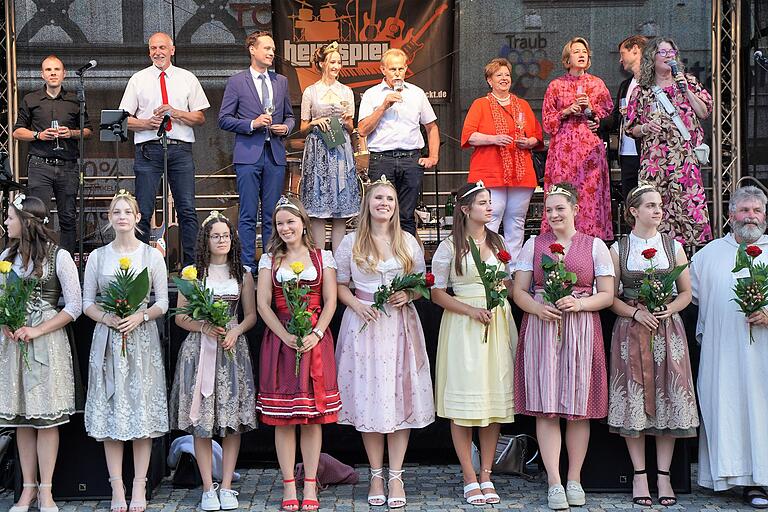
top-left (746, 245), bottom-right (763, 258)
top-left (425, 272), bottom-right (435, 288)
top-left (641, 248), bottom-right (658, 260)
top-left (550, 243), bottom-right (565, 255)
top-left (497, 250), bottom-right (511, 264)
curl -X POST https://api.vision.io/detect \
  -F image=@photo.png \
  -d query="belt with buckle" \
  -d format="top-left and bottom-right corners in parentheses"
top-left (140, 139), bottom-right (190, 146)
top-left (372, 149), bottom-right (421, 158)
top-left (29, 154), bottom-right (75, 166)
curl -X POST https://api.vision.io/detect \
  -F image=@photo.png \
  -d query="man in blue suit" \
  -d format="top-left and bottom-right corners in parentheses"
top-left (219, 30), bottom-right (295, 272)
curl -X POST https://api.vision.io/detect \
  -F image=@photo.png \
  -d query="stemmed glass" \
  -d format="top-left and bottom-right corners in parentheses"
top-left (515, 111), bottom-right (526, 145)
top-left (50, 120), bottom-right (63, 151)
top-left (393, 79), bottom-right (404, 114)
top-left (619, 98), bottom-right (628, 118)
top-left (339, 100), bottom-right (350, 120)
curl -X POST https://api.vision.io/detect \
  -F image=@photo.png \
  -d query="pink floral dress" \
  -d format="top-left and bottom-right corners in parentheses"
top-left (541, 73), bottom-right (614, 240)
top-left (625, 75), bottom-right (713, 246)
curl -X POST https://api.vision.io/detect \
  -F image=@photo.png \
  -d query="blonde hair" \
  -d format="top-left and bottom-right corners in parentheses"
top-left (266, 196), bottom-right (316, 267)
top-left (107, 193), bottom-right (143, 235)
top-left (381, 48), bottom-right (407, 66)
top-left (561, 37), bottom-right (592, 70)
top-left (353, 182), bottom-right (414, 275)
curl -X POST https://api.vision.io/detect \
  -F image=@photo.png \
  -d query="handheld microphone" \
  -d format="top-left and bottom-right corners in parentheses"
top-left (668, 61), bottom-right (686, 93)
top-left (76, 60), bottom-right (97, 75)
top-left (583, 107), bottom-right (595, 121)
top-left (755, 51), bottom-right (768, 68)
top-left (157, 113), bottom-right (171, 137)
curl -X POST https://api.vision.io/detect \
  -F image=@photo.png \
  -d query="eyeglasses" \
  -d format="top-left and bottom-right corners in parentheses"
top-left (657, 49), bottom-right (678, 58)
top-left (210, 234), bottom-right (231, 242)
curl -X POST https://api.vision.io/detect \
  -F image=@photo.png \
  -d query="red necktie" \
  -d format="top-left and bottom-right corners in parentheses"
top-left (159, 71), bottom-right (172, 132)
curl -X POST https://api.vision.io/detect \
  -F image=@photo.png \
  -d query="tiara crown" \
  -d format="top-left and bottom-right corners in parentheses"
top-left (275, 195), bottom-right (300, 211)
top-left (202, 210), bottom-right (224, 227)
top-left (460, 180), bottom-right (486, 199)
top-left (548, 185), bottom-right (573, 198)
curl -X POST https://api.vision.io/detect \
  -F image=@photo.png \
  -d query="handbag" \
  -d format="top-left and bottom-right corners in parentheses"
top-left (470, 434), bottom-right (540, 479)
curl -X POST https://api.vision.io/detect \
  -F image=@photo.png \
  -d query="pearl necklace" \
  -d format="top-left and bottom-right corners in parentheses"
top-left (490, 92), bottom-right (511, 104)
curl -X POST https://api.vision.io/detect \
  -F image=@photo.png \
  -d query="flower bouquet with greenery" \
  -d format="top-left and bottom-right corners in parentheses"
top-left (359, 271), bottom-right (434, 332)
top-left (469, 239), bottom-right (511, 343)
top-left (282, 261), bottom-right (318, 375)
top-left (171, 265), bottom-right (234, 357)
top-left (732, 243), bottom-right (768, 344)
top-left (638, 247), bottom-right (688, 348)
top-left (541, 243), bottom-right (577, 342)
top-left (97, 257), bottom-right (150, 356)
top-left (0, 261), bottom-right (39, 369)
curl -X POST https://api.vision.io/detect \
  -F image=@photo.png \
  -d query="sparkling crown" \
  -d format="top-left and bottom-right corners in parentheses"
top-left (275, 195), bottom-right (300, 211)
top-left (461, 180), bottom-right (486, 199)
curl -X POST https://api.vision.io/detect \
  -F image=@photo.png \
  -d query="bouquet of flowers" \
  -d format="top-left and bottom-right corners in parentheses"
top-left (359, 271), bottom-right (434, 332)
top-left (97, 257), bottom-right (150, 356)
top-left (731, 243), bottom-right (768, 344)
top-left (171, 265), bottom-right (234, 357)
top-left (282, 262), bottom-right (318, 375)
top-left (0, 261), bottom-right (39, 370)
top-left (541, 243), bottom-right (578, 342)
top-left (469, 239), bottom-right (511, 343)
top-left (638, 247), bottom-right (688, 348)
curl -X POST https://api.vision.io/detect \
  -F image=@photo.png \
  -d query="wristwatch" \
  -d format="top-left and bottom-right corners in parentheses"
top-left (312, 328), bottom-right (324, 339)
top-left (33, 131), bottom-right (39, 140)
top-left (143, 312), bottom-right (150, 323)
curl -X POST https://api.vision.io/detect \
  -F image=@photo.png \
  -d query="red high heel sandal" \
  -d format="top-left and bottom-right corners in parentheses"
top-left (301, 478), bottom-right (320, 511)
top-left (281, 479), bottom-right (299, 512)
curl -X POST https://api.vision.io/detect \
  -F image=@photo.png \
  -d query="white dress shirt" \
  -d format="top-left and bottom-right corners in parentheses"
top-left (358, 80), bottom-right (437, 152)
top-left (249, 67), bottom-right (274, 106)
top-left (619, 77), bottom-right (639, 156)
top-left (119, 64), bottom-right (210, 144)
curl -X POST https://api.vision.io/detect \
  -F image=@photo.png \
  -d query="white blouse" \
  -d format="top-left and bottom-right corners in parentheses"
top-left (301, 80), bottom-right (355, 121)
top-left (82, 242), bottom-right (169, 313)
top-left (335, 232), bottom-right (425, 293)
top-left (0, 248), bottom-right (82, 321)
top-left (514, 235), bottom-right (615, 277)
top-left (258, 250), bottom-right (337, 283)
top-left (430, 237), bottom-right (509, 290)
top-left (610, 232), bottom-right (684, 272)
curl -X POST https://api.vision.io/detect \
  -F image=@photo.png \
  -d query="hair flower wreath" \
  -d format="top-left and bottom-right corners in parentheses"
top-left (12, 194), bottom-right (49, 224)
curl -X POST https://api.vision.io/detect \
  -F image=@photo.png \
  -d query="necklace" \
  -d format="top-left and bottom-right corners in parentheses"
top-left (373, 236), bottom-right (392, 246)
top-left (472, 234), bottom-right (487, 245)
top-left (491, 92), bottom-right (511, 104)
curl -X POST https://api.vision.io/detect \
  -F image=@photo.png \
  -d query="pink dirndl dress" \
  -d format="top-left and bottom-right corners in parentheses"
top-left (514, 232), bottom-right (611, 419)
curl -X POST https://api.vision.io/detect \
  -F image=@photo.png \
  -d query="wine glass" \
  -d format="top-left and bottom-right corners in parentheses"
top-left (515, 111), bottom-right (526, 144)
top-left (393, 79), bottom-right (404, 93)
top-left (340, 99), bottom-right (350, 118)
top-left (50, 120), bottom-right (63, 151)
top-left (619, 98), bottom-right (628, 117)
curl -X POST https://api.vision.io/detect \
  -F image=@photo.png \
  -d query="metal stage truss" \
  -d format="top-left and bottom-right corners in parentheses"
top-left (0, 1), bottom-right (748, 240)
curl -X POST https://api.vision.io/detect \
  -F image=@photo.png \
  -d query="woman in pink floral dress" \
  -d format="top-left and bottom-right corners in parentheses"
top-left (626, 37), bottom-right (712, 247)
top-left (541, 37), bottom-right (613, 240)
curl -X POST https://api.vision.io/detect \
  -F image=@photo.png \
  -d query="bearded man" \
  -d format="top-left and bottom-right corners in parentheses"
top-left (690, 185), bottom-right (768, 508)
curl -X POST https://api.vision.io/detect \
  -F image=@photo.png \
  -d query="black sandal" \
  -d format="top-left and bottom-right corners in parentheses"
top-left (632, 469), bottom-right (653, 507)
top-left (743, 487), bottom-right (768, 509)
top-left (656, 469), bottom-right (677, 507)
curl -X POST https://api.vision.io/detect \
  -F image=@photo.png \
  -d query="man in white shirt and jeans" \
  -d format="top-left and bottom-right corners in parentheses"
top-left (119, 31), bottom-right (210, 266)
top-left (358, 48), bottom-right (440, 235)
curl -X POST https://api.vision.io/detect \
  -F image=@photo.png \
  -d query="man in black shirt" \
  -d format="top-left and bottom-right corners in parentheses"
top-left (12, 55), bottom-right (92, 254)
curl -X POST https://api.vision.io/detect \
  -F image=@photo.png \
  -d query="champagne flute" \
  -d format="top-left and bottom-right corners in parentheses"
top-left (264, 100), bottom-right (275, 130)
top-left (619, 98), bottom-right (628, 117)
top-left (515, 111), bottom-right (526, 145)
top-left (340, 99), bottom-right (350, 119)
top-left (50, 120), bottom-right (63, 151)
top-left (393, 79), bottom-right (404, 94)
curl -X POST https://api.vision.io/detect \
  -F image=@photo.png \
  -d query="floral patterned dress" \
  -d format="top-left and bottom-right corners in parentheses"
top-left (626, 75), bottom-right (713, 246)
top-left (541, 73), bottom-right (614, 240)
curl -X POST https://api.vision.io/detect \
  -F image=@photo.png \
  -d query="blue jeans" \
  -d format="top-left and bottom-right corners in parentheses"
top-left (236, 144), bottom-right (285, 271)
top-left (368, 151), bottom-right (423, 235)
top-left (133, 143), bottom-right (198, 266)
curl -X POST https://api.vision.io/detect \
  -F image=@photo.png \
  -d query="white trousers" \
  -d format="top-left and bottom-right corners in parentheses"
top-left (487, 187), bottom-right (534, 262)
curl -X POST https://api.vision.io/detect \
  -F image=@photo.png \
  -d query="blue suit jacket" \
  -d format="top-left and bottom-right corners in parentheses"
top-left (218, 70), bottom-right (295, 165)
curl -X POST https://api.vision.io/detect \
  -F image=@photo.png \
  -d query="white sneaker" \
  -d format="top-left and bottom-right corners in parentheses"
top-left (566, 480), bottom-right (586, 506)
top-left (547, 484), bottom-right (569, 510)
top-left (201, 483), bottom-right (221, 511)
top-left (219, 488), bottom-right (239, 510)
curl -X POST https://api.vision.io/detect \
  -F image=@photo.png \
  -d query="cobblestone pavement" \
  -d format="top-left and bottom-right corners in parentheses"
top-left (0, 464), bottom-right (758, 511)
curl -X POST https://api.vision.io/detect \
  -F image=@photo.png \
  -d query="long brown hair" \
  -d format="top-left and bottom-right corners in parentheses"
top-left (639, 37), bottom-right (684, 88)
top-left (266, 196), bottom-right (316, 267)
top-left (353, 181), bottom-right (414, 275)
top-left (194, 214), bottom-right (244, 283)
top-left (3, 195), bottom-right (57, 277)
top-left (451, 183), bottom-right (506, 276)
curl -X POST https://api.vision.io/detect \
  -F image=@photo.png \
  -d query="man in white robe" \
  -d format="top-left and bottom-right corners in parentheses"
top-left (691, 186), bottom-right (768, 508)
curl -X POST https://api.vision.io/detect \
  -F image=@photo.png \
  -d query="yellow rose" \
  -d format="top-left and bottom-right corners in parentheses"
top-left (289, 261), bottom-right (305, 275)
top-left (0, 261), bottom-right (11, 274)
top-left (181, 265), bottom-right (198, 281)
top-left (118, 257), bottom-right (131, 271)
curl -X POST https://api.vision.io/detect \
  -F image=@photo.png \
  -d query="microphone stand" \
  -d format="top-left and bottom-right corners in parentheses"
top-left (76, 71), bottom-right (87, 278)
top-left (157, 115), bottom-right (171, 273)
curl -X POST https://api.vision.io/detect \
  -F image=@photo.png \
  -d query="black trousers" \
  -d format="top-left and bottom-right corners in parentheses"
top-left (368, 151), bottom-right (423, 236)
top-left (27, 158), bottom-right (78, 254)
top-left (619, 155), bottom-right (641, 201)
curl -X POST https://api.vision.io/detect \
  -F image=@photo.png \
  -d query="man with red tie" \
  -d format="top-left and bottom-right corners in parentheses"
top-left (119, 31), bottom-right (209, 266)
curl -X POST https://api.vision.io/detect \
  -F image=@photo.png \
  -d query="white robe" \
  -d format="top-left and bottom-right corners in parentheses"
top-left (691, 233), bottom-right (768, 490)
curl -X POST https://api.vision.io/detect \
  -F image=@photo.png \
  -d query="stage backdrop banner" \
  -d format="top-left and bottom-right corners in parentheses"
top-left (273, 0), bottom-right (453, 104)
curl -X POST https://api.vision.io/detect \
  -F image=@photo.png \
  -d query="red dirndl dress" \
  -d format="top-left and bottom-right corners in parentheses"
top-left (256, 249), bottom-right (341, 425)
